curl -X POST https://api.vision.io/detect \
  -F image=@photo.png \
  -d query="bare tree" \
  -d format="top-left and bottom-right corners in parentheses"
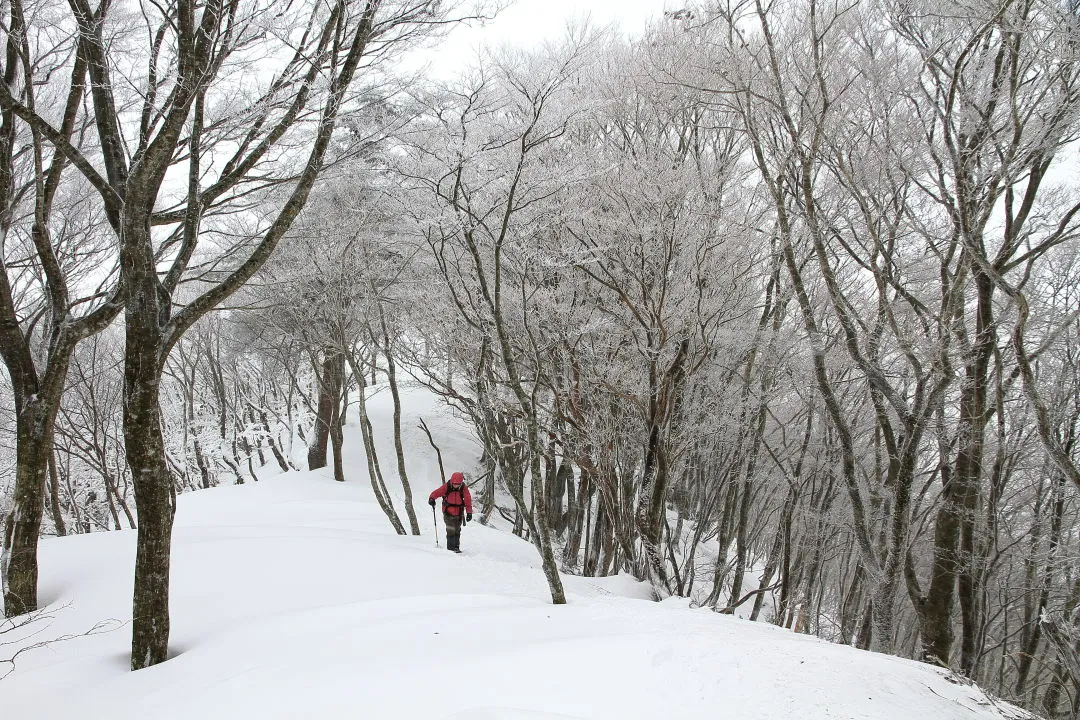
top-left (0, 0), bottom-right (122, 617)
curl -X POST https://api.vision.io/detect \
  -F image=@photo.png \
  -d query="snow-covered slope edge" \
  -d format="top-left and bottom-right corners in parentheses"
top-left (0, 386), bottom-right (1032, 720)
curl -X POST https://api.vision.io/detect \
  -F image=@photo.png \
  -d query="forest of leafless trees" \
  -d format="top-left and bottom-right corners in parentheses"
top-left (2, 0), bottom-right (1080, 717)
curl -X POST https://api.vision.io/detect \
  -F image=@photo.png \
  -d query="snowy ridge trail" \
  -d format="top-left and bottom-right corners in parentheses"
top-left (0, 385), bottom-right (1031, 719)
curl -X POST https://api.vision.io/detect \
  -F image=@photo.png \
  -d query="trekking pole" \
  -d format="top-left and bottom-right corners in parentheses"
top-left (432, 504), bottom-right (439, 547)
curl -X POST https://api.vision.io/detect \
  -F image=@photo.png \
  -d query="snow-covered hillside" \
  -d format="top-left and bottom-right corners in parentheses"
top-left (0, 384), bottom-right (1030, 719)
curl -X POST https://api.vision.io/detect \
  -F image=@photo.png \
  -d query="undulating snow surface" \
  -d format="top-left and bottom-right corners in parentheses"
top-left (1, 384), bottom-right (1029, 719)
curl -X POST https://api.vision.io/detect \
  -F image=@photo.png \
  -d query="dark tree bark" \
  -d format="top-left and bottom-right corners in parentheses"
top-left (382, 318), bottom-right (419, 533)
top-left (123, 293), bottom-right (175, 668)
top-left (634, 339), bottom-right (689, 599)
top-left (1016, 474), bottom-right (1066, 695)
top-left (255, 403), bottom-right (291, 473)
top-left (921, 273), bottom-right (995, 669)
top-left (308, 350), bottom-right (344, 471)
top-left (563, 465), bottom-right (590, 567)
top-left (730, 399), bottom-right (768, 608)
top-left (47, 452), bottom-right (67, 537)
top-left (330, 377), bottom-right (346, 483)
top-left (2, 410), bottom-right (51, 616)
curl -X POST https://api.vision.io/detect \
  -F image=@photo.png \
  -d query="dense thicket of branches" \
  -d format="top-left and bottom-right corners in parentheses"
top-left (1, 0), bottom-right (1080, 714)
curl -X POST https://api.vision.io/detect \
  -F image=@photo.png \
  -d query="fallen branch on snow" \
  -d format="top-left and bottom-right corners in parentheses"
top-left (1, 604), bottom-right (123, 681)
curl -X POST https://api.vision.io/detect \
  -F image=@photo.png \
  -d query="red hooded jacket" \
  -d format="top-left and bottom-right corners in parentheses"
top-left (430, 472), bottom-right (473, 516)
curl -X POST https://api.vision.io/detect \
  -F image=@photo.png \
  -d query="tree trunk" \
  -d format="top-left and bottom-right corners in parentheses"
top-left (382, 324), bottom-right (419, 534)
top-left (47, 451), bottom-right (67, 537)
top-left (0, 278), bottom-right (81, 617)
top-left (544, 434), bottom-right (564, 534)
top-left (921, 272), bottom-right (994, 669)
top-left (635, 340), bottom-right (690, 599)
top-left (637, 419), bottom-right (672, 597)
top-left (840, 559), bottom-right (865, 645)
top-left (705, 480), bottom-right (738, 608)
top-left (258, 406), bottom-right (290, 473)
top-left (2, 411), bottom-right (50, 616)
top-left (126, 411), bottom-right (174, 669)
top-left (192, 436), bottom-right (212, 489)
top-left (870, 577), bottom-right (900, 654)
top-left (123, 257), bottom-right (174, 669)
top-left (558, 459), bottom-right (574, 534)
top-left (108, 469), bottom-right (138, 530)
top-left (729, 476), bottom-right (752, 608)
top-left (750, 490), bottom-right (790, 622)
top-left (330, 381), bottom-right (345, 483)
top-left (599, 513), bottom-right (617, 577)
top-left (584, 493), bottom-right (598, 575)
top-left (1016, 474), bottom-right (1067, 695)
top-left (308, 350), bottom-right (343, 471)
top-left (348, 352), bottom-right (406, 534)
top-left (562, 465), bottom-right (589, 567)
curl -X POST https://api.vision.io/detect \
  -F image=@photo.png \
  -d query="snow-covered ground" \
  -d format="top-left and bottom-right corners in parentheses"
top-left (0, 384), bottom-right (1031, 719)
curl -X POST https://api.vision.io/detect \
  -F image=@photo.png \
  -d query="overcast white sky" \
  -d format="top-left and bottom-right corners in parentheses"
top-left (408, 0), bottom-right (672, 77)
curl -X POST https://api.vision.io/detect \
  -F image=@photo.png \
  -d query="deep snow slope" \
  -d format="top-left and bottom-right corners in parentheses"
top-left (0, 384), bottom-right (1031, 720)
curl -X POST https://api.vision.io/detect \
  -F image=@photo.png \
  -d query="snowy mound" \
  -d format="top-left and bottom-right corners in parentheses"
top-left (0, 387), bottom-right (1025, 719)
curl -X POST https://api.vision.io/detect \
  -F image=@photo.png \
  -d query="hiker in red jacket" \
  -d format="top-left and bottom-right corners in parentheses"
top-left (429, 472), bottom-right (472, 552)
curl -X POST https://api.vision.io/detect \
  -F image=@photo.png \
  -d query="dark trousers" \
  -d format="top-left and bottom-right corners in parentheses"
top-left (443, 510), bottom-right (463, 550)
